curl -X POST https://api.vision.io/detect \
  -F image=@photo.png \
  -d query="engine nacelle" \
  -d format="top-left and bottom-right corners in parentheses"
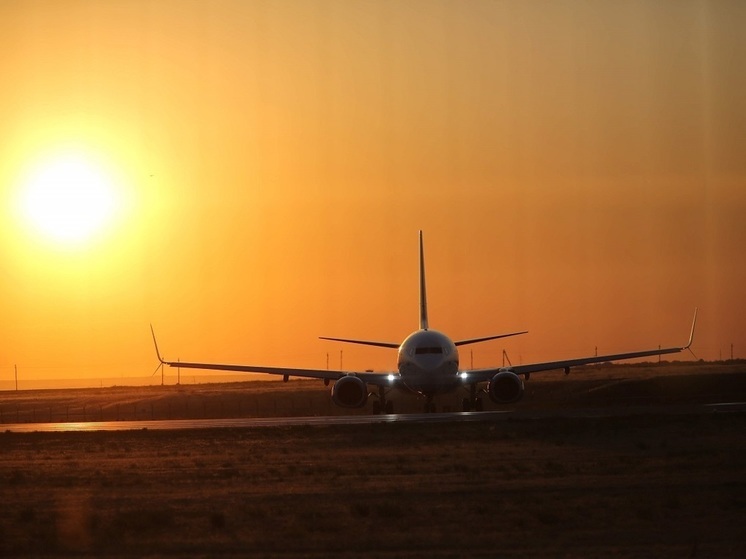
top-left (331, 376), bottom-right (368, 408)
top-left (487, 371), bottom-right (525, 404)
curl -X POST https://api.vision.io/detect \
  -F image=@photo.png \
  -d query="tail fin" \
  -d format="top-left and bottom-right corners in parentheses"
top-left (419, 230), bottom-right (429, 330)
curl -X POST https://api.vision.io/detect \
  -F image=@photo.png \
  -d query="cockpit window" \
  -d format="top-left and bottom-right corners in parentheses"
top-left (415, 346), bottom-right (443, 355)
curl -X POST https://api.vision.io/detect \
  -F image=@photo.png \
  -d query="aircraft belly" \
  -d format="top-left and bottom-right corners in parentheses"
top-left (400, 359), bottom-right (460, 395)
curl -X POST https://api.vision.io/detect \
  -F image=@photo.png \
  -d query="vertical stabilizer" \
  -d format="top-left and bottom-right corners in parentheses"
top-left (419, 231), bottom-right (429, 330)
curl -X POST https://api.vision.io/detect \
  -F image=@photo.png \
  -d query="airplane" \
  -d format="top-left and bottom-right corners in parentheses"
top-left (151, 231), bottom-right (697, 414)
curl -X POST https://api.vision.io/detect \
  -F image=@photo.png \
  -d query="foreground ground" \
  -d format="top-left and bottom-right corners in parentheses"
top-left (1, 414), bottom-right (744, 558)
top-left (1, 364), bottom-right (745, 557)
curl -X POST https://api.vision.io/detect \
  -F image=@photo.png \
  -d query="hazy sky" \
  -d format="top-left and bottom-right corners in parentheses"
top-left (1, 0), bottom-right (744, 383)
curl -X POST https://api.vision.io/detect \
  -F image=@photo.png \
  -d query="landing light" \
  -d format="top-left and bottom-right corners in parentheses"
top-left (387, 374), bottom-right (396, 382)
top-left (460, 372), bottom-right (468, 380)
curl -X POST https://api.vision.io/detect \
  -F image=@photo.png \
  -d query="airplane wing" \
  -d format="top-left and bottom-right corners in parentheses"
top-left (320, 330), bottom-right (528, 348)
top-left (464, 309), bottom-right (698, 383)
top-left (151, 326), bottom-right (400, 385)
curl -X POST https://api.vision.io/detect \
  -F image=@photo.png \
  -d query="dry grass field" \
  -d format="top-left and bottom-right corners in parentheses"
top-left (1, 363), bottom-right (745, 557)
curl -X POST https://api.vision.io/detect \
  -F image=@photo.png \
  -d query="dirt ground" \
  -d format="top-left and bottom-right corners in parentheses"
top-left (1, 364), bottom-right (745, 557)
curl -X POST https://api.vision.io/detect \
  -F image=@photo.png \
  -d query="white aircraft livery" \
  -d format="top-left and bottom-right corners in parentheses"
top-left (152, 232), bottom-right (697, 414)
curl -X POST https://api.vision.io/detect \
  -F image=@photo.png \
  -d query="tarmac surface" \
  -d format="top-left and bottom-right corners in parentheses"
top-left (3, 401), bottom-right (744, 432)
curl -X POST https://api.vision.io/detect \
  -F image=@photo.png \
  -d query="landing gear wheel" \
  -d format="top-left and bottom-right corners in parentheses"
top-left (462, 398), bottom-right (472, 412)
top-left (474, 398), bottom-right (483, 412)
top-left (424, 402), bottom-right (437, 413)
top-left (372, 401), bottom-right (381, 415)
top-left (385, 400), bottom-right (394, 414)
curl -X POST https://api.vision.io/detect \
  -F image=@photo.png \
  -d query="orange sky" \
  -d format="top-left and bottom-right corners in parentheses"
top-left (1, 1), bottom-right (744, 385)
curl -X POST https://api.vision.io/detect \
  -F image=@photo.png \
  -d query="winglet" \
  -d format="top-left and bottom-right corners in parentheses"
top-left (150, 324), bottom-right (166, 364)
top-left (684, 308), bottom-right (698, 350)
top-left (419, 230), bottom-right (429, 331)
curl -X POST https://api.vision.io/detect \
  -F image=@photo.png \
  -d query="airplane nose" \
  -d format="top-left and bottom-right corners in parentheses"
top-left (410, 352), bottom-right (448, 371)
top-left (400, 357), bottom-right (459, 394)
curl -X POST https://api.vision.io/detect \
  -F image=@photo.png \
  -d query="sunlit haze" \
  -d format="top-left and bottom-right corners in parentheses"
top-left (1, 1), bottom-right (744, 387)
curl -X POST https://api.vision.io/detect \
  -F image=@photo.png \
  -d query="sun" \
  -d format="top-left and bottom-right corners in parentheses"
top-left (16, 150), bottom-right (122, 247)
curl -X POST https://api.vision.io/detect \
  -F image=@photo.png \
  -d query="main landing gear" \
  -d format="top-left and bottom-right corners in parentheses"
top-left (372, 400), bottom-right (394, 414)
top-left (461, 384), bottom-right (484, 412)
top-left (371, 385), bottom-right (394, 415)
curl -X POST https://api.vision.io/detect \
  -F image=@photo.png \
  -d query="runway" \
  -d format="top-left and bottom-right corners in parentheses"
top-left (2, 401), bottom-right (744, 432)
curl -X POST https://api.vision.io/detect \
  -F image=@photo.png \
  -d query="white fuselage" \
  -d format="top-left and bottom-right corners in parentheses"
top-left (397, 329), bottom-right (460, 396)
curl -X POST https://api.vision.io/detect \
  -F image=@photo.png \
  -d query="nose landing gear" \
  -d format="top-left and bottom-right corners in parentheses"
top-left (424, 397), bottom-right (437, 413)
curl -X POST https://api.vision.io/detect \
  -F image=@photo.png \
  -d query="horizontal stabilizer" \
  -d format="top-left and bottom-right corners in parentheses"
top-left (454, 331), bottom-right (528, 347)
top-left (319, 336), bottom-right (400, 349)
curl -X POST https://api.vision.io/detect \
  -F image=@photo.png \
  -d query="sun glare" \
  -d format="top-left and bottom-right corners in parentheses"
top-left (16, 150), bottom-right (123, 247)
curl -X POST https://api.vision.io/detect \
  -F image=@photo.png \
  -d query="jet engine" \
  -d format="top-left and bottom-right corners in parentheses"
top-left (331, 376), bottom-right (368, 408)
top-left (487, 371), bottom-right (524, 404)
